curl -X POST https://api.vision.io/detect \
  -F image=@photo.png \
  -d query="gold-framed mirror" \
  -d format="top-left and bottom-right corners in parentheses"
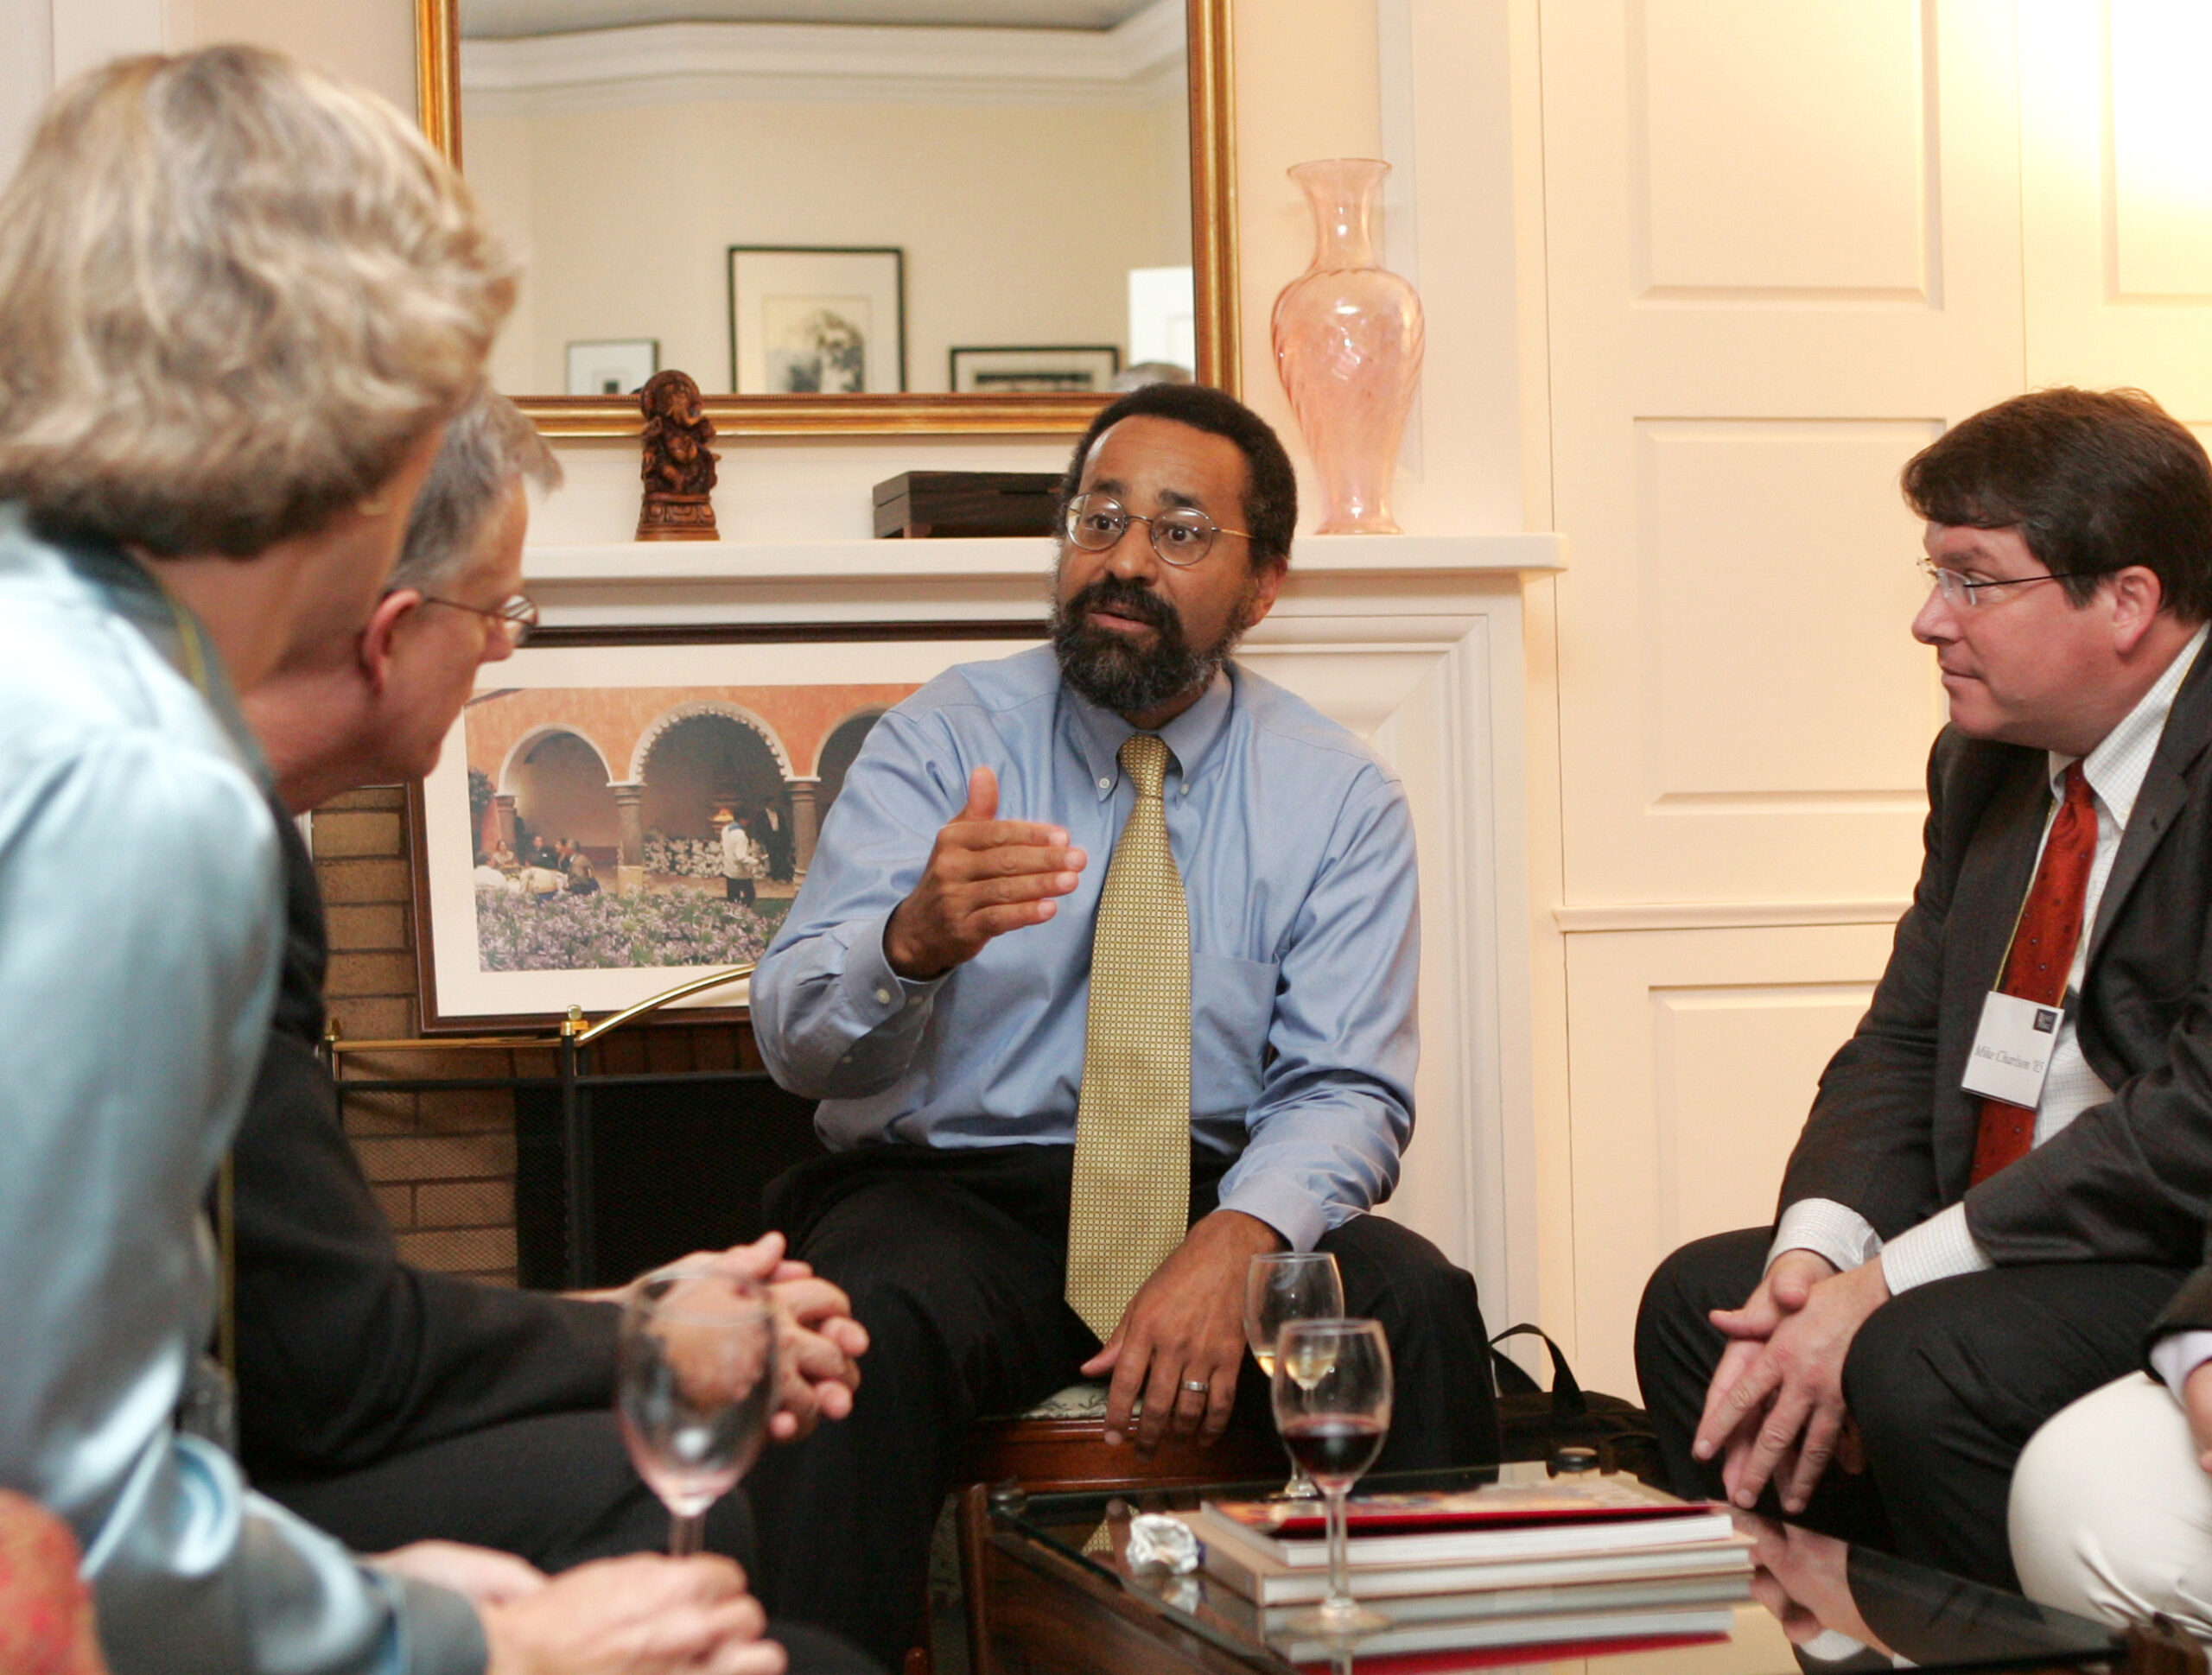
top-left (415, 0), bottom-right (1238, 440)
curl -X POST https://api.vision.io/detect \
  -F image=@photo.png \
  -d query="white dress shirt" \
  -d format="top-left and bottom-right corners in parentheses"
top-left (1772, 625), bottom-right (2209, 1303)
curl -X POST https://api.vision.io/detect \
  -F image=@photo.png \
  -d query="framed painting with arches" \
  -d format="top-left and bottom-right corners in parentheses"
top-left (408, 621), bottom-right (1042, 1031)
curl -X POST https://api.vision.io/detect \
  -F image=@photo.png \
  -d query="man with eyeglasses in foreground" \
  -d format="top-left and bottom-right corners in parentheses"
top-left (235, 390), bottom-right (880, 1674)
top-left (1637, 386), bottom-right (2212, 1596)
top-left (747, 382), bottom-right (1497, 1665)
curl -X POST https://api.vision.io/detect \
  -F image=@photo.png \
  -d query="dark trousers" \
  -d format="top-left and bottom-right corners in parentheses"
top-left (727, 877), bottom-right (755, 905)
top-left (1635, 1227), bottom-right (2186, 1588)
top-left (261, 1413), bottom-right (880, 1675)
top-left (747, 1143), bottom-right (1499, 1668)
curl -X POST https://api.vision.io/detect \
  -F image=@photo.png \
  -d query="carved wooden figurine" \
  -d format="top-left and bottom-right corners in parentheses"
top-left (636, 369), bottom-right (719, 540)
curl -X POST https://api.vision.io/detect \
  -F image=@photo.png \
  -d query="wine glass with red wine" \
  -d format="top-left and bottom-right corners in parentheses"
top-left (1270, 1317), bottom-right (1393, 1635)
top-left (616, 1266), bottom-right (776, 1556)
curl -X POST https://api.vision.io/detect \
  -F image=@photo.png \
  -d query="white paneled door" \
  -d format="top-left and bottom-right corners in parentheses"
top-left (1537, 0), bottom-right (2028, 1394)
top-left (2019, 0), bottom-right (2212, 408)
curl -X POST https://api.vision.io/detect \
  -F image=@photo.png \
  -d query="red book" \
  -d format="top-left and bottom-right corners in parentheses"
top-left (1208, 1477), bottom-right (1716, 1542)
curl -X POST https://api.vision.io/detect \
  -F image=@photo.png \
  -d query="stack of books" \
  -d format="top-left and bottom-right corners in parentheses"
top-left (1181, 1474), bottom-right (1754, 1665)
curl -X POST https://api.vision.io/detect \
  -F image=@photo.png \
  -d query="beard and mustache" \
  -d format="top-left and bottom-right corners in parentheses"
top-left (1050, 570), bottom-right (1260, 717)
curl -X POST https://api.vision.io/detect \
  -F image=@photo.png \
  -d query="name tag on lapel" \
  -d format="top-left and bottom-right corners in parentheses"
top-left (1960, 990), bottom-right (2061, 1109)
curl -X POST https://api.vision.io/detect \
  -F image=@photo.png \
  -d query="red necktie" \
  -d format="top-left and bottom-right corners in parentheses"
top-left (1970, 763), bottom-right (2096, 1185)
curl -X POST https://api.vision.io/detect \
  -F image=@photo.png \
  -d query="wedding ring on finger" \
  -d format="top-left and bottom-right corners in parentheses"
top-left (1181, 1378), bottom-right (1211, 1396)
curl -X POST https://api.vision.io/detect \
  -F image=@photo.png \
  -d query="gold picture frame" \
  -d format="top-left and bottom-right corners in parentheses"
top-left (412, 0), bottom-right (1239, 440)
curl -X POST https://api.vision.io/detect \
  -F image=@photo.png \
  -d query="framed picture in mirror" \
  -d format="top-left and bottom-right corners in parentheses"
top-left (950, 346), bottom-right (1122, 395)
top-left (566, 339), bottom-right (658, 397)
top-left (728, 247), bottom-right (906, 397)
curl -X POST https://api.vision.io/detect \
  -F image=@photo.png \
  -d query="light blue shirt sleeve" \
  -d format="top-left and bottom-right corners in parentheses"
top-left (749, 707), bottom-right (957, 1099)
top-left (0, 541), bottom-right (486, 1675)
top-left (1212, 768), bottom-right (1418, 1251)
top-left (753, 654), bottom-right (1419, 1254)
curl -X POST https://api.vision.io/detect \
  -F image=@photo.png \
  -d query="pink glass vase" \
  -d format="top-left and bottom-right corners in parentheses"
top-left (1271, 159), bottom-right (1424, 535)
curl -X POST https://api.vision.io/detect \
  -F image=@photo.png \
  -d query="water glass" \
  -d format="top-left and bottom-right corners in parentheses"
top-left (1245, 1252), bottom-right (1344, 1498)
top-left (615, 1266), bottom-right (776, 1556)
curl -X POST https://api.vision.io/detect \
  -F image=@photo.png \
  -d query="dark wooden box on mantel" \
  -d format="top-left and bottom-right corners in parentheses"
top-left (872, 470), bottom-right (1062, 539)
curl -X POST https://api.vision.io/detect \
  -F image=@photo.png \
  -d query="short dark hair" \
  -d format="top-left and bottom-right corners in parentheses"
top-left (1057, 383), bottom-right (1297, 570)
top-left (1901, 387), bottom-right (2212, 622)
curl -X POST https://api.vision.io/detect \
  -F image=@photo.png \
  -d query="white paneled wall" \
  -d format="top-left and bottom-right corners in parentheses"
top-left (1563, 925), bottom-right (1894, 1395)
top-left (2020, 1), bottom-right (2212, 403)
top-left (1538, 0), bottom-right (2020, 1395)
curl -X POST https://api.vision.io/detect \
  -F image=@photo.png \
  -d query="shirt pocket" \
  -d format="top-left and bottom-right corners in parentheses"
top-left (1191, 950), bottom-right (1281, 1118)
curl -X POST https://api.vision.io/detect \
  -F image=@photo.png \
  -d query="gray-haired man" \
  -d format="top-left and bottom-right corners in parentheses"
top-left (236, 392), bottom-right (876, 1673)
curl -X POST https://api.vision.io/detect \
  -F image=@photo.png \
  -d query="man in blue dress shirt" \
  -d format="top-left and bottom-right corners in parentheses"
top-left (748, 383), bottom-right (1497, 1662)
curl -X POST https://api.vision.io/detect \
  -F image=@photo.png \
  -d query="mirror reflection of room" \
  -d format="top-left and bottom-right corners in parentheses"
top-left (460, 0), bottom-right (1198, 398)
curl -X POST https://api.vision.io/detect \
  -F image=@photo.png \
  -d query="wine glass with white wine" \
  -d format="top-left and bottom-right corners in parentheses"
top-left (1246, 1251), bottom-right (1344, 1498)
top-left (615, 1266), bottom-right (777, 1556)
top-left (1272, 1317), bottom-right (1392, 1637)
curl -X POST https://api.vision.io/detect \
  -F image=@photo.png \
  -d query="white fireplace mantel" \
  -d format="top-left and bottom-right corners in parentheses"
top-left (522, 530), bottom-right (1562, 1339)
top-left (527, 531), bottom-right (1561, 627)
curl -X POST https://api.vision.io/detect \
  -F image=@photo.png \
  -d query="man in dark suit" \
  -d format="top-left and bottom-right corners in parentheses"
top-left (235, 390), bottom-right (878, 1673)
top-left (1637, 387), bottom-right (2212, 1589)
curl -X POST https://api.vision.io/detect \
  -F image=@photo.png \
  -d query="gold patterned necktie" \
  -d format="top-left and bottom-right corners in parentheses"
top-left (1065, 732), bottom-right (1192, 1341)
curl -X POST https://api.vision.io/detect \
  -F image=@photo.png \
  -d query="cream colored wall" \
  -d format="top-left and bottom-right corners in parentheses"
top-left (189, 0), bottom-right (412, 109)
top-left (0, 0), bottom-right (413, 177)
top-left (471, 97), bottom-right (1185, 397)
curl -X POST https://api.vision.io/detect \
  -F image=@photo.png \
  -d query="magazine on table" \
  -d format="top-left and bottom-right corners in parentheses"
top-left (1207, 1474), bottom-right (1713, 1539)
top-left (1195, 1481), bottom-right (1735, 1571)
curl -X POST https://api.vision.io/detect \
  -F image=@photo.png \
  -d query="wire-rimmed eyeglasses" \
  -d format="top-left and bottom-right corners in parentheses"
top-left (1916, 557), bottom-right (2073, 610)
top-left (1062, 492), bottom-right (1252, 568)
top-left (417, 591), bottom-right (539, 645)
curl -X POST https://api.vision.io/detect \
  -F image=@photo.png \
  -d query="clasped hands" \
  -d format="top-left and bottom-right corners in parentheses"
top-left (589, 1230), bottom-right (868, 1443)
top-left (1694, 1250), bottom-right (1890, 1515)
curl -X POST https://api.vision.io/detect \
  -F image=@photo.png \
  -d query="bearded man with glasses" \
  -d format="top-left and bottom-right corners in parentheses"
top-left (1637, 386), bottom-right (2212, 1600)
top-left (748, 382), bottom-right (1498, 1665)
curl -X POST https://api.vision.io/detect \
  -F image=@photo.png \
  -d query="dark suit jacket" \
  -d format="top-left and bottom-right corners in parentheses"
top-left (233, 815), bottom-right (619, 1481)
top-left (1780, 644), bottom-right (2212, 1272)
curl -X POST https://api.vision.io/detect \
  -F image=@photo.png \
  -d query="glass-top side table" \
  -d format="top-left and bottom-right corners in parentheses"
top-left (973, 1463), bottom-right (2128, 1675)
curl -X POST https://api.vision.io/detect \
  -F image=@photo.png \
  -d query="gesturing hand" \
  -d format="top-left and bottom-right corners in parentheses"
top-left (1080, 1209), bottom-right (1285, 1452)
top-left (882, 766), bottom-right (1086, 980)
